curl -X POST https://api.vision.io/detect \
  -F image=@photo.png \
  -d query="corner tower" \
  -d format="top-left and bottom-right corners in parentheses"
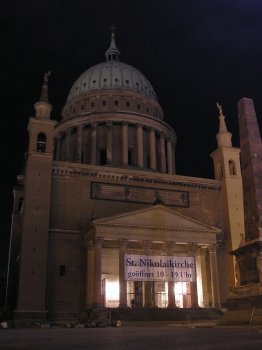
top-left (210, 103), bottom-right (245, 288)
top-left (14, 72), bottom-right (57, 324)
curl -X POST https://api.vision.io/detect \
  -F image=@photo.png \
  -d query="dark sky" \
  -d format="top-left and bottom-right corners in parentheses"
top-left (1, 0), bottom-right (262, 272)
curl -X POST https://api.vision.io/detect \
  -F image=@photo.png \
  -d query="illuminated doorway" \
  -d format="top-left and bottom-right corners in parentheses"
top-left (153, 282), bottom-right (168, 308)
top-left (174, 282), bottom-right (191, 308)
top-left (127, 281), bottom-right (143, 308)
top-left (102, 276), bottom-right (119, 308)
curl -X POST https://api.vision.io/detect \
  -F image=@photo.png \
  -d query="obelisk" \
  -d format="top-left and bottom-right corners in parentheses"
top-left (229, 97), bottom-right (262, 299)
top-left (238, 98), bottom-right (262, 243)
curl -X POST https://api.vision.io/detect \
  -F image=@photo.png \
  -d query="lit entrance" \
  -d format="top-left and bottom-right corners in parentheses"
top-left (127, 281), bottom-right (168, 308)
top-left (174, 282), bottom-right (191, 308)
top-left (102, 279), bottom-right (192, 308)
top-left (102, 277), bottom-right (119, 308)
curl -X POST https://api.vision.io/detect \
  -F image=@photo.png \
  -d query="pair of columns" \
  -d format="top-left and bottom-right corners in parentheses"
top-left (91, 238), bottom-right (221, 309)
top-left (56, 122), bottom-right (174, 174)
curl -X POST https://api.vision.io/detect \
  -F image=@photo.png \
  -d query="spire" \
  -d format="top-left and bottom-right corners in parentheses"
top-left (34, 70), bottom-right (52, 119)
top-left (216, 102), bottom-right (232, 147)
top-left (40, 70), bottom-right (51, 102)
top-left (105, 25), bottom-right (120, 62)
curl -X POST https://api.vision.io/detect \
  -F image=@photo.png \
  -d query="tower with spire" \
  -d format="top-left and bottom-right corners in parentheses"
top-left (12, 72), bottom-right (57, 325)
top-left (210, 103), bottom-right (245, 289)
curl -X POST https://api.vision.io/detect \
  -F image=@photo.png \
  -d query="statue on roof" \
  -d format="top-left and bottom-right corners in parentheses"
top-left (44, 70), bottom-right (51, 83)
top-left (216, 102), bottom-right (223, 116)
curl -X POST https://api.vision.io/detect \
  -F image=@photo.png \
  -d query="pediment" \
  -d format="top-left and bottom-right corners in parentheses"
top-left (92, 204), bottom-right (219, 233)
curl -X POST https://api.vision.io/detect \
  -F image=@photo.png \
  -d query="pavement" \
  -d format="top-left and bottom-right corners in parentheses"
top-left (1, 322), bottom-right (262, 350)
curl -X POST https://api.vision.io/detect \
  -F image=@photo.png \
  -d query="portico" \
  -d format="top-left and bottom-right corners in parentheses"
top-left (84, 204), bottom-right (221, 309)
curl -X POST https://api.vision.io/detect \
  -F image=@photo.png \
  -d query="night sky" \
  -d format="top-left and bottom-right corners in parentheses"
top-left (1, 1), bottom-right (262, 277)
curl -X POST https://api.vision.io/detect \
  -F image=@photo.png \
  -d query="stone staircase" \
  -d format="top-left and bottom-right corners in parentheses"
top-left (110, 307), bottom-right (224, 323)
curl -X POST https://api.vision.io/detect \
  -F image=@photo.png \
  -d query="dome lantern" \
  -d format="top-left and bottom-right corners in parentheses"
top-left (105, 26), bottom-right (120, 62)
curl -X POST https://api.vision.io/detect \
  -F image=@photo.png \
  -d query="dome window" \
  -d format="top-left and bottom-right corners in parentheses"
top-left (83, 83), bottom-right (86, 87)
top-left (137, 104), bottom-right (140, 110)
top-left (128, 149), bottom-right (134, 166)
top-left (76, 87), bottom-right (78, 90)
top-left (103, 78), bottom-right (107, 82)
top-left (136, 82), bottom-right (139, 86)
top-left (91, 102), bottom-right (95, 108)
top-left (125, 80), bottom-right (129, 84)
top-left (102, 100), bottom-right (106, 106)
top-left (92, 80), bottom-right (96, 84)
top-left (115, 78), bottom-right (119, 82)
top-left (126, 101), bottom-right (130, 107)
top-left (98, 148), bottom-right (107, 165)
top-left (81, 105), bottom-right (84, 110)
top-left (114, 100), bottom-right (118, 106)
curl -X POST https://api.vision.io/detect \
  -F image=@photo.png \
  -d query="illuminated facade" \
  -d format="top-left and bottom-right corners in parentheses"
top-left (6, 33), bottom-right (245, 324)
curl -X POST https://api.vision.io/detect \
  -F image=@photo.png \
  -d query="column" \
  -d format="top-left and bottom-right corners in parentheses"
top-left (86, 241), bottom-right (94, 308)
top-left (167, 139), bottom-right (173, 174)
top-left (209, 244), bottom-right (221, 307)
top-left (93, 237), bottom-right (103, 307)
top-left (119, 239), bottom-right (128, 308)
top-left (195, 247), bottom-right (209, 308)
top-left (55, 134), bottom-right (62, 161)
top-left (188, 243), bottom-right (199, 307)
top-left (90, 123), bottom-right (97, 165)
top-left (137, 124), bottom-right (143, 167)
top-left (106, 121), bottom-right (112, 164)
top-left (143, 240), bottom-right (153, 307)
top-left (122, 122), bottom-right (128, 166)
top-left (66, 129), bottom-right (71, 162)
top-left (77, 125), bottom-right (83, 163)
top-left (150, 128), bottom-right (156, 170)
top-left (166, 241), bottom-right (176, 308)
top-left (160, 135), bottom-right (166, 173)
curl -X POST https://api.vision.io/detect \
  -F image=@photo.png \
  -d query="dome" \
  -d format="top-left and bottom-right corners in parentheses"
top-left (66, 60), bottom-right (158, 103)
top-left (61, 32), bottom-right (164, 120)
top-left (56, 32), bottom-right (176, 175)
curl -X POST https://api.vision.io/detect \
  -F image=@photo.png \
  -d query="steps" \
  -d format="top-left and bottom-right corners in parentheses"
top-left (110, 307), bottom-right (223, 322)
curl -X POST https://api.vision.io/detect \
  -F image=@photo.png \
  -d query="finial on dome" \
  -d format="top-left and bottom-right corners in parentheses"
top-left (111, 24), bottom-right (116, 37)
top-left (105, 25), bottom-right (120, 62)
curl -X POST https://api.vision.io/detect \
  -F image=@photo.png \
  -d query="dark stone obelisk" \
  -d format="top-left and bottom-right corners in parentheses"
top-left (226, 98), bottom-right (262, 311)
top-left (238, 98), bottom-right (262, 242)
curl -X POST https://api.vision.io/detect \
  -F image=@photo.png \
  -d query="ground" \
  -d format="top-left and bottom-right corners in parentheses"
top-left (1, 323), bottom-right (262, 350)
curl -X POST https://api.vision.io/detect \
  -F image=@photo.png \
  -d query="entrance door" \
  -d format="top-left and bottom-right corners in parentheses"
top-left (153, 282), bottom-right (168, 308)
top-left (175, 282), bottom-right (191, 308)
top-left (127, 281), bottom-right (143, 308)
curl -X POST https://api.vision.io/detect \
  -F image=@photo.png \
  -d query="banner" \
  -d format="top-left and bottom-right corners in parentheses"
top-left (124, 254), bottom-right (195, 282)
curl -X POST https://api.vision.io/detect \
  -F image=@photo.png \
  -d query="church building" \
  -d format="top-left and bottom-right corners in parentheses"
top-left (6, 32), bottom-right (245, 324)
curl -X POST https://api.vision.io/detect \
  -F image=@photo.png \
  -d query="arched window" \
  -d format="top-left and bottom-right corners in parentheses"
top-left (18, 197), bottom-right (24, 212)
top-left (229, 160), bottom-right (236, 175)
top-left (217, 163), bottom-right (223, 178)
top-left (37, 133), bottom-right (47, 153)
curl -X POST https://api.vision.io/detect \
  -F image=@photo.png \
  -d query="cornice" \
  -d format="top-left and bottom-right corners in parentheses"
top-left (52, 162), bottom-right (221, 191)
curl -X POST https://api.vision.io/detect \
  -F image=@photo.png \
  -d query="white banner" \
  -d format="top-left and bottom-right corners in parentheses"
top-left (125, 254), bottom-right (195, 282)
